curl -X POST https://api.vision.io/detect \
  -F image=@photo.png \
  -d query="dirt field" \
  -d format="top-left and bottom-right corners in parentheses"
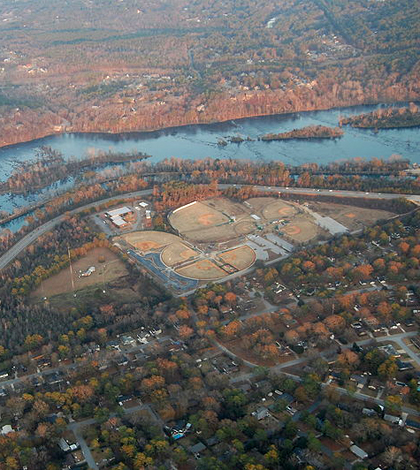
top-left (33, 248), bottom-right (128, 298)
top-left (307, 202), bottom-right (394, 230)
top-left (169, 198), bottom-right (255, 242)
top-left (176, 259), bottom-right (227, 280)
top-left (119, 231), bottom-right (183, 252)
top-left (161, 242), bottom-right (199, 267)
top-left (247, 197), bottom-right (297, 221)
top-left (281, 215), bottom-right (319, 243)
top-left (218, 245), bottom-right (256, 271)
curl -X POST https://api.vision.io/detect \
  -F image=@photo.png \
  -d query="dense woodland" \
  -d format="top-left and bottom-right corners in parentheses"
top-left (0, 0), bottom-right (419, 147)
top-left (261, 125), bottom-right (344, 141)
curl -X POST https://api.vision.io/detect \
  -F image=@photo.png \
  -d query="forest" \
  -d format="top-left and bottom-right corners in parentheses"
top-left (0, 0), bottom-right (419, 147)
top-left (340, 103), bottom-right (420, 129)
top-left (260, 125), bottom-right (344, 141)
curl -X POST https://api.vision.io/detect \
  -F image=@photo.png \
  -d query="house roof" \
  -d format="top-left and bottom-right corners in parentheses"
top-left (350, 444), bottom-right (368, 459)
top-left (107, 206), bottom-right (132, 217)
top-left (189, 442), bottom-right (206, 454)
top-left (351, 374), bottom-right (368, 385)
top-left (1, 425), bottom-right (13, 435)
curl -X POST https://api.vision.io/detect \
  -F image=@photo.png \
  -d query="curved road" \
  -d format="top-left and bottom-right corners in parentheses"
top-left (0, 189), bottom-right (152, 270)
top-left (1, 185), bottom-right (419, 271)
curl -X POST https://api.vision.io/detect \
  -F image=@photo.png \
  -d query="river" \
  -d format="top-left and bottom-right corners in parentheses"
top-left (1, 103), bottom-right (419, 231)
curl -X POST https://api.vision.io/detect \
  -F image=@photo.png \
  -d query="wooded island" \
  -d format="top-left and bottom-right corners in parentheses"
top-left (261, 125), bottom-right (344, 141)
top-left (340, 103), bottom-right (420, 129)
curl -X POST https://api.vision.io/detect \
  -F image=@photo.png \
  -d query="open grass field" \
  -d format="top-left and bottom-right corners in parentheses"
top-left (161, 242), bottom-right (199, 267)
top-left (307, 202), bottom-right (394, 230)
top-left (246, 197), bottom-right (297, 221)
top-left (119, 231), bottom-right (182, 252)
top-left (261, 199), bottom-right (298, 221)
top-left (32, 248), bottom-right (128, 298)
top-left (204, 198), bottom-right (249, 218)
top-left (281, 215), bottom-right (319, 243)
top-left (169, 198), bottom-right (255, 242)
top-left (176, 258), bottom-right (227, 280)
top-left (170, 200), bottom-right (229, 232)
top-left (218, 245), bottom-right (256, 271)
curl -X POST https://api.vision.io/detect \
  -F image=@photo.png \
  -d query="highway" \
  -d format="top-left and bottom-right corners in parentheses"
top-left (0, 189), bottom-right (153, 270)
top-left (1, 184), bottom-right (419, 271)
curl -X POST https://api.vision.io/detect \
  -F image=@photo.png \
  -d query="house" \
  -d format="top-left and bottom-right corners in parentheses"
top-left (379, 344), bottom-right (399, 357)
top-left (46, 371), bottom-right (64, 385)
top-left (121, 335), bottom-right (136, 347)
top-left (64, 449), bottom-right (86, 468)
top-left (384, 414), bottom-right (403, 426)
top-left (396, 359), bottom-right (414, 371)
top-left (115, 355), bottom-right (129, 366)
top-left (350, 444), bottom-right (368, 460)
top-left (350, 374), bottom-right (368, 388)
top-left (205, 436), bottom-right (219, 447)
top-left (410, 336), bottom-right (420, 350)
top-left (1, 425), bottom-right (13, 435)
top-left (406, 419), bottom-right (420, 430)
top-left (165, 421), bottom-right (192, 440)
top-left (254, 380), bottom-right (271, 393)
top-left (362, 408), bottom-right (377, 417)
top-left (189, 442), bottom-right (206, 458)
top-left (58, 438), bottom-right (79, 453)
top-left (220, 305), bottom-right (233, 315)
top-left (237, 383), bottom-right (252, 394)
top-left (252, 407), bottom-right (270, 420)
top-left (274, 391), bottom-right (295, 404)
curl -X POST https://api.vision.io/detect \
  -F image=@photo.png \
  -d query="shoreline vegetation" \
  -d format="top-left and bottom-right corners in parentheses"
top-left (340, 103), bottom-right (420, 129)
top-left (0, 147), bottom-right (150, 196)
top-left (0, 100), bottom-right (417, 151)
top-left (0, 156), bottom-right (413, 230)
top-left (260, 125), bottom-right (344, 141)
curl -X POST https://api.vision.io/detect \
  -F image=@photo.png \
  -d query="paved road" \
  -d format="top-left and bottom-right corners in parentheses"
top-left (219, 184), bottom-right (420, 203)
top-left (0, 189), bottom-right (153, 270)
top-left (221, 330), bottom-right (420, 419)
top-left (220, 297), bottom-right (280, 326)
top-left (2, 184), bottom-right (419, 271)
top-left (68, 420), bottom-right (98, 470)
top-left (376, 332), bottom-right (420, 366)
top-left (0, 335), bottom-right (170, 389)
top-left (68, 402), bottom-right (162, 469)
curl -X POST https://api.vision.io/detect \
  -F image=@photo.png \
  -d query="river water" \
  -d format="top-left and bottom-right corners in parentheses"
top-left (1, 103), bottom-right (419, 231)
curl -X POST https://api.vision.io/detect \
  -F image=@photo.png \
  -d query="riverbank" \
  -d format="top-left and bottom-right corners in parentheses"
top-left (340, 104), bottom-right (420, 129)
top-left (1, 101), bottom-right (420, 222)
top-left (0, 99), bottom-right (416, 151)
